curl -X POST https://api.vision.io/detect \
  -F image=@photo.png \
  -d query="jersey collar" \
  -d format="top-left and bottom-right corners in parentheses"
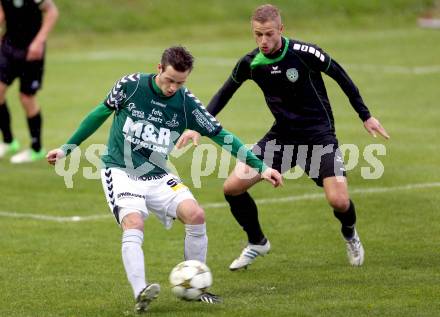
top-left (149, 74), bottom-right (171, 98)
top-left (250, 37), bottom-right (289, 69)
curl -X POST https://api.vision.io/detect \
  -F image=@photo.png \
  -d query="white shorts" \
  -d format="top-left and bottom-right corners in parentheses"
top-left (101, 168), bottom-right (195, 229)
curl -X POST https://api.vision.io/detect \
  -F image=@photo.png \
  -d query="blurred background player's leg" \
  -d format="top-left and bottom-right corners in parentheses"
top-left (0, 81), bottom-right (20, 158)
top-left (19, 93), bottom-right (42, 150)
top-left (10, 59), bottom-right (46, 164)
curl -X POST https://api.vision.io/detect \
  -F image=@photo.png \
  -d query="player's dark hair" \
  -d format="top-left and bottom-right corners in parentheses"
top-left (252, 4), bottom-right (281, 24)
top-left (161, 46), bottom-right (194, 72)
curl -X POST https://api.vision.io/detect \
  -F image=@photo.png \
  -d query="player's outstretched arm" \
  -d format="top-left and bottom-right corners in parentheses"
top-left (46, 148), bottom-right (65, 165)
top-left (325, 61), bottom-right (389, 139)
top-left (363, 117), bottom-right (390, 139)
top-left (47, 103), bottom-right (113, 166)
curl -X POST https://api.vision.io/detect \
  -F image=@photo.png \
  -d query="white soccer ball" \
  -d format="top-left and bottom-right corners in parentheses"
top-left (169, 260), bottom-right (213, 301)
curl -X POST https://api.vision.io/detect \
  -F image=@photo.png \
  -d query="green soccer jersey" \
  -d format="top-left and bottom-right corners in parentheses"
top-left (62, 72), bottom-right (267, 178)
top-left (101, 72), bottom-right (222, 176)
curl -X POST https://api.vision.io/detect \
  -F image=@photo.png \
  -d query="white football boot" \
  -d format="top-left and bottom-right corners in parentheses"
top-left (135, 283), bottom-right (160, 313)
top-left (10, 148), bottom-right (46, 164)
top-left (345, 229), bottom-right (364, 266)
top-left (229, 240), bottom-right (271, 271)
top-left (0, 139), bottom-right (20, 158)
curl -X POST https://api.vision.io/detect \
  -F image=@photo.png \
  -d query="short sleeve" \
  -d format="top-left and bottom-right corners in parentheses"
top-left (103, 73), bottom-right (140, 111)
top-left (184, 88), bottom-right (222, 137)
top-left (292, 42), bottom-right (332, 73)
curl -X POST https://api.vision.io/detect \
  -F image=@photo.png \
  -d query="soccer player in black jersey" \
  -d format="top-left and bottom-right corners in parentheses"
top-left (0, 0), bottom-right (58, 163)
top-left (178, 4), bottom-right (389, 270)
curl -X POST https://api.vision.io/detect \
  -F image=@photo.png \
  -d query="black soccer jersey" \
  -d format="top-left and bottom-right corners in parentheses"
top-left (208, 37), bottom-right (371, 142)
top-left (1, 0), bottom-right (45, 49)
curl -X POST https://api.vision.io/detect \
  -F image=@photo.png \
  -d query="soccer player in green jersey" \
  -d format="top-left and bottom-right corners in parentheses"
top-left (47, 46), bottom-right (282, 313)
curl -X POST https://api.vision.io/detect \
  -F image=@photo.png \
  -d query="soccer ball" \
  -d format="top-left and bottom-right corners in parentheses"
top-left (169, 260), bottom-right (213, 301)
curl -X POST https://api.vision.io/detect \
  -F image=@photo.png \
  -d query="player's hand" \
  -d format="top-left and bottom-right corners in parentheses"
top-left (26, 40), bottom-right (45, 61)
top-left (176, 130), bottom-right (201, 149)
top-left (261, 167), bottom-right (283, 188)
top-left (46, 148), bottom-right (65, 165)
top-left (364, 117), bottom-right (390, 139)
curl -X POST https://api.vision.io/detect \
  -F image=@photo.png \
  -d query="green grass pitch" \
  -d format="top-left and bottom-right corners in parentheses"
top-left (0, 23), bottom-right (439, 316)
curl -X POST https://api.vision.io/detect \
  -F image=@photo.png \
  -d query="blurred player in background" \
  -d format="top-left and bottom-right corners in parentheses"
top-left (0, 0), bottom-right (58, 163)
top-left (47, 46), bottom-right (282, 312)
top-left (179, 4), bottom-right (389, 270)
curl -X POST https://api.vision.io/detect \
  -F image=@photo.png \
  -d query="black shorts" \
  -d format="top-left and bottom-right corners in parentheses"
top-left (252, 129), bottom-right (346, 187)
top-left (0, 42), bottom-right (45, 95)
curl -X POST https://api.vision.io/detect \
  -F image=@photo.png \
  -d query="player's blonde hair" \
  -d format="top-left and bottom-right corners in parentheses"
top-left (252, 4), bottom-right (282, 25)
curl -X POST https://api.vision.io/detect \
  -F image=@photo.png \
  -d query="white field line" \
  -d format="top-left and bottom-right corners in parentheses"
top-left (0, 212), bottom-right (109, 222)
top-left (1, 182), bottom-right (439, 223)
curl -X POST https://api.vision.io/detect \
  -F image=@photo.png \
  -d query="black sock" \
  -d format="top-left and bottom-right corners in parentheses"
top-left (0, 102), bottom-right (13, 143)
top-left (27, 112), bottom-right (42, 152)
top-left (333, 200), bottom-right (356, 239)
top-left (225, 192), bottom-right (266, 245)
